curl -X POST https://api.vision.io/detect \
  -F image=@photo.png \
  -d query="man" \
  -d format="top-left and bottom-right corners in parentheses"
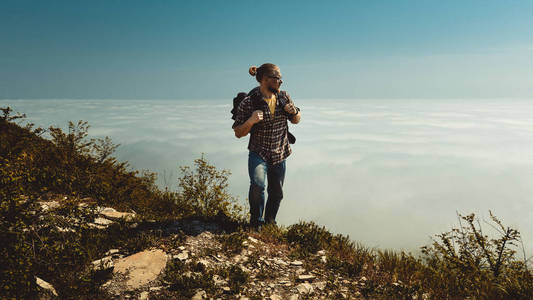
top-left (232, 63), bottom-right (301, 229)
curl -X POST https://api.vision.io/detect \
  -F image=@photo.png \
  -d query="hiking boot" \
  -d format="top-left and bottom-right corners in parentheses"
top-left (249, 220), bottom-right (264, 231)
top-left (264, 219), bottom-right (277, 226)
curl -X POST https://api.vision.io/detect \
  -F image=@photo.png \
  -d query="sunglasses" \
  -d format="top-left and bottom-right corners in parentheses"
top-left (268, 75), bottom-right (283, 82)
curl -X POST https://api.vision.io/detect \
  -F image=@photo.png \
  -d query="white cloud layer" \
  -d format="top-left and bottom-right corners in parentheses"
top-left (3, 98), bottom-right (533, 257)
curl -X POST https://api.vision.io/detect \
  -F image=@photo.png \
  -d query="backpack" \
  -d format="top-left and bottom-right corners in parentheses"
top-left (231, 87), bottom-right (296, 144)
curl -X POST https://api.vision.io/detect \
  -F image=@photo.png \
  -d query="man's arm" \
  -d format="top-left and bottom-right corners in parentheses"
top-left (233, 110), bottom-right (263, 138)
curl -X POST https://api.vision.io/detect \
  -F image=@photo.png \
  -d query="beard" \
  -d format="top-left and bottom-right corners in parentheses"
top-left (268, 85), bottom-right (280, 93)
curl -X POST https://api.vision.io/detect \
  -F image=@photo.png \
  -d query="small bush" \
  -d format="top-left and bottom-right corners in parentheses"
top-left (218, 231), bottom-right (247, 254)
top-left (227, 265), bottom-right (249, 293)
top-left (420, 211), bottom-right (533, 299)
top-left (163, 259), bottom-right (215, 298)
top-left (177, 154), bottom-right (245, 221)
top-left (286, 221), bottom-right (332, 255)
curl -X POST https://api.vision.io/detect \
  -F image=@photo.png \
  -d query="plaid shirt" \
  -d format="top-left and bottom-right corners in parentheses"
top-left (232, 87), bottom-right (294, 165)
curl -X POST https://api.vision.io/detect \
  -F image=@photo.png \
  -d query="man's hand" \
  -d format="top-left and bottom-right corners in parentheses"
top-left (249, 110), bottom-right (264, 124)
top-left (284, 103), bottom-right (298, 115)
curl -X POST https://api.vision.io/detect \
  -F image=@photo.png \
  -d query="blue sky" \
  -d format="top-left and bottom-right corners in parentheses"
top-left (1, 0), bottom-right (533, 99)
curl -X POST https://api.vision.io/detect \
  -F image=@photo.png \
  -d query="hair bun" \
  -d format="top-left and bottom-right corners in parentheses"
top-left (249, 66), bottom-right (257, 76)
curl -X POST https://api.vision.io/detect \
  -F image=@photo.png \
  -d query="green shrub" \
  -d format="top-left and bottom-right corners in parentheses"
top-left (286, 221), bottom-right (332, 255)
top-left (420, 211), bottom-right (533, 299)
top-left (163, 259), bottom-right (215, 298)
top-left (218, 231), bottom-right (247, 254)
top-left (177, 154), bottom-right (245, 221)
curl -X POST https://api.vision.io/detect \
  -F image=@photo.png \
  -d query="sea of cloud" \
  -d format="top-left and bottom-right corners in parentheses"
top-left (3, 98), bottom-right (533, 257)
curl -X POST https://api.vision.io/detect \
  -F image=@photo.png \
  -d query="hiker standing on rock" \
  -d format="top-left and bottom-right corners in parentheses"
top-left (232, 63), bottom-right (301, 229)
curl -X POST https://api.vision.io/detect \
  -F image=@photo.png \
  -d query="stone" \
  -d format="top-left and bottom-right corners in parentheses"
top-left (175, 252), bottom-right (188, 261)
top-left (100, 207), bottom-right (136, 221)
top-left (270, 294), bottom-right (282, 300)
top-left (178, 246), bottom-right (186, 251)
top-left (274, 258), bottom-right (288, 266)
top-left (317, 250), bottom-right (326, 256)
top-left (36, 276), bottom-right (58, 296)
top-left (297, 274), bottom-right (316, 282)
top-left (105, 249), bottom-right (120, 256)
top-left (296, 282), bottom-right (314, 294)
top-left (38, 201), bottom-right (60, 211)
top-left (192, 289), bottom-right (207, 300)
top-left (139, 291), bottom-right (149, 300)
top-left (112, 249), bottom-right (168, 290)
top-left (290, 260), bottom-right (303, 266)
top-left (289, 295), bottom-right (299, 300)
top-left (77, 202), bottom-right (90, 208)
top-left (56, 226), bottom-right (75, 232)
top-left (92, 256), bottom-right (114, 271)
top-left (313, 281), bottom-right (327, 291)
top-left (213, 275), bottom-right (227, 286)
top-left (222, 286), bottom-right (231, 293)
top-left (94, 217), bottom-right (114, 226)
top-left (88, 223), bottom-right (107, 230)
top-left (198, 258), bottom-right (210, 269)
top-left (320, 256), bottom-right (327, 263)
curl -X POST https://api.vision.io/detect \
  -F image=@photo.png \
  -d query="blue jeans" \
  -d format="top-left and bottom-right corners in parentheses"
top-left (248, 151), bottom-right (286, 224)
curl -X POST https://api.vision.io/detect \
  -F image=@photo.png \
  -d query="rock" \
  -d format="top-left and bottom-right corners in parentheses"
top-left (213, 274), bottom-right (226, 285)
top-left (112, 249), bottom-right (168, 290)
top-left (139, 291), bottom-right (149, 300)
top-left (36, 276), bottom-right (58, 297)
top-left (313, 281), bottom-right (327, 291)
top-left (94, 217), bottom-right (114, 226)
top-left (289, 295), bottom-right (299, 300)
top-left (198, 258), bottom-right (210, 269)
top-left (38, 201), bottom-right (60, 211)
top-left (56, 226), bottom-right (75, 232)
top-left (297, 274), bottom-right (316, 282)
top-left (248, 236), bottom-right (259, 243)
top-left (100, 207), bottom-right (136, 221)
top-left (77, 202), bottom-right (89, 208)
top-left (88, 223), bottom-right (107, 230)
top-left (104, 249), bottom-right (120, 256)
top-left (296, 282), bottom-right (314, 294)
top-left (178, 246), bottom-right (186, 251)
top-left (174, 252), bottom-right (188, 261)
top-left (320, 256), bottom-right (327, 263)
top-left (270, 294), bottom-right (282, 300)
top-left (222, 286), bottom-right (231, 293)
top-left (101, 280), bottom-right (112, 288)
top-left (92, 256), bottom-right (114, 271)
top-left (192, 289), bottom-right (207, 300)
top-left (290, 260), bottom-right (303, 266)
top-left (317, 250), bottom-right (326, 256)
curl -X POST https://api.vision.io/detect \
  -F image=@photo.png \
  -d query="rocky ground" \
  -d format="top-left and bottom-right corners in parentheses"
top-left (33, 199), bottom-right (372, 300)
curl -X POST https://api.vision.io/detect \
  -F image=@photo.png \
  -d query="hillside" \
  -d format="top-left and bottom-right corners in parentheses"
top-left (1, 106), bottom-right (533, 299)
